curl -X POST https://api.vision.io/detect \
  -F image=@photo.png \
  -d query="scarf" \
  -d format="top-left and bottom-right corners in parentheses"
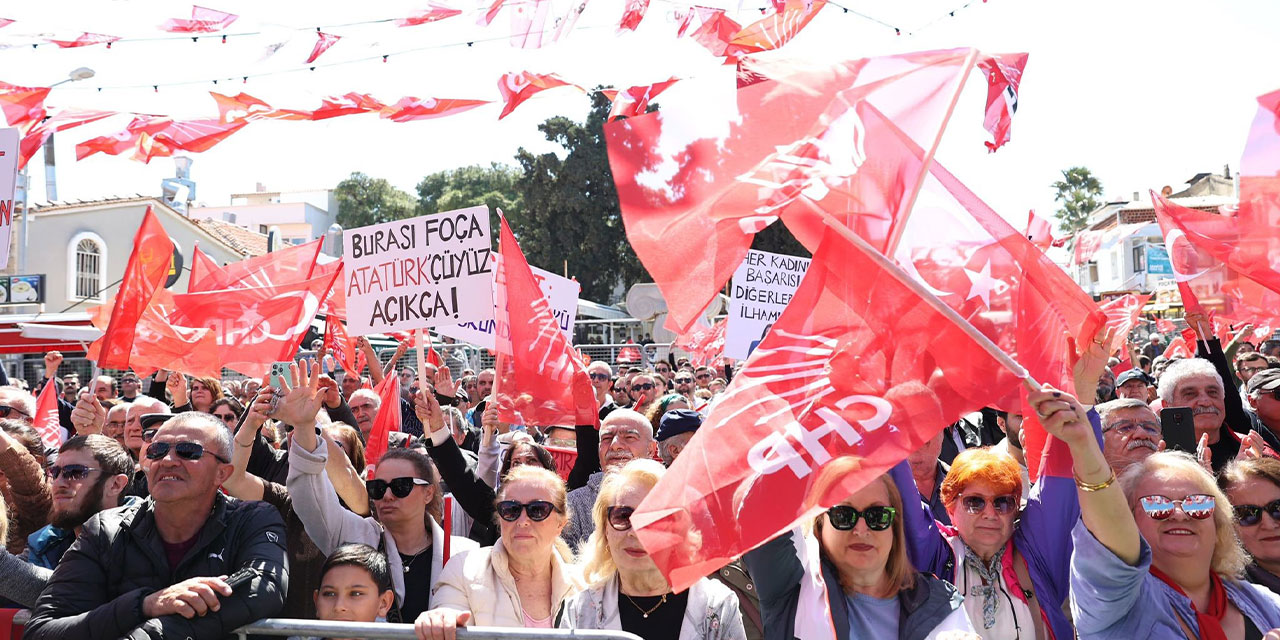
top-left (1149, 566), bottom-right (1228, 640)
top-left (964, 544), bottom-right (1006, 630)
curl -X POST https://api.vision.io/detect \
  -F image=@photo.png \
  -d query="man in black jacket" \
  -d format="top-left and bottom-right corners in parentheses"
top-left (24, 412), bottom-right (288, 640)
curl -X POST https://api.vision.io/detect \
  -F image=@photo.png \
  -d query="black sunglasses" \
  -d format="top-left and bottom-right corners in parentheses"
top-left (48, 464), bottom-right (97, 481)
top-left (960, 494), bottom-right (1018, 515)
top-left (826, 505), bottom-right (896, 531)
top-left (607, 505), bottom-right (635, 531)
top-left (0, 405), bottom-right (30, 419)
top-left (213, 412), bottom-right (238, 423)
top-left (496, 500), bottom-right (558, 522)
top-left (367, 476), bottom-right (430, 500)
top-left (588, 373), bottom-right (611, 382)
top-left (1235, 499), bottom-right (1280, 526)
top-left (631, 383), bottom-right (654, 392)
top-left (674, 377), bottom-right (693, 384)
top-left (145, 441), bottom-right (230, 464)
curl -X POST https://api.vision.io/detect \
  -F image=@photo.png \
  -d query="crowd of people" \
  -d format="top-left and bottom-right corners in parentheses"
top-left (2, 311), bottom-right (1280, 639)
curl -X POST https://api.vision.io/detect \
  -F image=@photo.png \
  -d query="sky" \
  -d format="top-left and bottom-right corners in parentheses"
top-left (4, 0), bottom-right (1279, 234)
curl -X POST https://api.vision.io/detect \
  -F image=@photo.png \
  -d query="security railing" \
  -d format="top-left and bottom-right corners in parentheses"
top-left (235, 619), bottom-right (643, 640)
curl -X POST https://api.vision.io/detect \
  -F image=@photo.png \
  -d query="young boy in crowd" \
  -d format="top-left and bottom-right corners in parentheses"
top-left (292, 544), bottom-right (396, 640)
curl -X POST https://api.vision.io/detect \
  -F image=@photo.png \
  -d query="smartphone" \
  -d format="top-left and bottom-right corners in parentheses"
top-left (268, 361), bottom-right (295, 390)
top-left (1161, 407), bottom-right (1197, 452)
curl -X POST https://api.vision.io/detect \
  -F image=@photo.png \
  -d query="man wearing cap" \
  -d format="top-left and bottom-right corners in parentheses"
top-left (1247, 369), bottom-right (1280, 447)
top-left (656, 409), bottom-right (701, 467)
top-left (1115, 369), bottom-right (1154, 402)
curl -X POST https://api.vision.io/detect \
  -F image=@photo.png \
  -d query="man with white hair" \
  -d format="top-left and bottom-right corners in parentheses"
top-left (561, 409), bottom-right (656, 551)
top-left (348, 388), bottom-right (381, 441)
top-left (0, 387), bottom-right (37, 424)
top-left (1142, 332), bottom-right (1165, 362)
top-left (1096, 398), bottom-right (1163, 473)
top-left (1158, 357), bottom-right (1256, 471)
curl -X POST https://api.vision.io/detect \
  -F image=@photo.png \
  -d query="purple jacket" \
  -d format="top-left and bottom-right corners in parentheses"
top-left (889, 409), bottom-right (1101, 640)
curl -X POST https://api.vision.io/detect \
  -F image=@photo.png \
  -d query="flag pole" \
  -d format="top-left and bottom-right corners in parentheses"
top-left (809, 201), bottom-right (1039, 387)
top-left (882, 47), bottom-right (980, 256)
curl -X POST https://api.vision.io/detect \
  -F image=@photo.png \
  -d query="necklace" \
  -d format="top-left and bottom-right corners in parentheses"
top-left (624, 593), bottom-right (668, 619)
top-left (401, 549), bottom-right (427, 574)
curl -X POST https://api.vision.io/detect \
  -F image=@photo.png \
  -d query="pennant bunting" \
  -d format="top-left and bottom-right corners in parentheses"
top-left (395, 3), bottom-right (463, 26)
top-left (305, 32), bottom-right (342, 64)
top-left (497, 71), bottom-right (580, 119)
top-left (379, 97), bottom-right (491, 122)
top-left (161, 6), bottom-right (239, 33)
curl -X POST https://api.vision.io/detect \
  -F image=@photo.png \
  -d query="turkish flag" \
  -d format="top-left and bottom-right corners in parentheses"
top-left (978, 52), bottom-right (1028, 152)
top-left (604, 78), bottom-right (678, 122)
top-left (396, 3), bottom-right (462, 26)
top-left (724, 0), bottom-right (826, 60)
top-left (87, 207), bottom-right (172, 370)
top-left (161, 6), bottom-right (239, 33)
top-left (33, 374), bottom-right (64, 450)
top-left (363, 374), bottom-right (402, 477)
top-left (1099, 293), bottom-right (1151, 357)
top-left (305, 32), bottom-right (341, 64)
top-left (0, 82), bottom-right (50, 128)
top-left (48, 32), bottom-right (120, 48)
top-left (379, 97), bottom-right (490, 122)
top-left (632, 225), bottom-right (1025, 591)
top-left (188, 239), bottom-right (321, 292)
top-left (497, 71), bottom-right (581, 119)
top-left (492, 216), bottom-right (596, 428)
top-left (16, 108), bottom-right (116, 169)
top-left (618, 0), bottom-right (649, 32)
top-left (1025, 209), bottom-right (1053, 251)
top-left (324, 314), bottom-right (358, 375)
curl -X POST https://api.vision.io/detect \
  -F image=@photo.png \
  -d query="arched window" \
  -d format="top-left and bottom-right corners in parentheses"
top-left (67, 232), bottom-right (107, 302)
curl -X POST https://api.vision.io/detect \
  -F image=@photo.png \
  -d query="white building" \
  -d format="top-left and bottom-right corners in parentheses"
top-left (189, 184), bottom-right (339, 247)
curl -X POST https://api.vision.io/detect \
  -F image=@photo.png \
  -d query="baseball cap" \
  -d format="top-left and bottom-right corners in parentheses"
top-left (1116, 370), bottom-right (1151, 388)
top-left (1247, 368), bottom-right (1280, 395)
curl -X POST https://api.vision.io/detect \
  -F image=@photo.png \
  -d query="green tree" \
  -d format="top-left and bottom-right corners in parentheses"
top-left (334, 171), bottom-right (415, 228)
top-left (415, 163), bottom-right (523, 216)
top-left (510, 91), bottom-right (647, 302)
top-left (1051, 166), bottom-right (1104, 236)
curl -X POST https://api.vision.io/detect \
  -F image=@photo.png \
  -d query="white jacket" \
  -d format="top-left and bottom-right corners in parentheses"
top-left (286, 433), bottom-right (479, 605)
top-left (430, 538), bottom-right (583, 627)
top-left (560, 574), bottom-right (747, 640)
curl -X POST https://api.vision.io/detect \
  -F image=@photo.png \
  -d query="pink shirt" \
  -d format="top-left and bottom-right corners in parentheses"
top-left (522, 609), bottom-right (553, 629)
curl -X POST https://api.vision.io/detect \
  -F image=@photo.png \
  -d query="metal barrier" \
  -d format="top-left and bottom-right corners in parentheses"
top-left (235, 619), bottom-right (642, 640)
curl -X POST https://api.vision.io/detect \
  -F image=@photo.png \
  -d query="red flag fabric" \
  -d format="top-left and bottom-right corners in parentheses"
top-left (313, 259), bottom-right (348, 320)
top-left (492, 216), bottom-right (596, 427)
top-left (379, 97), bottom-right (490, 122)
top-left (1164, 334), bottom-right (1194, 360)
top-left (161, 6), bottom-right (238, 33)
top-left (363, 374), bottom-right (402, 477)
top-left (604, 48), bottom-right (1000, 333)
top-left (0, 19), bottom-right (13, 29)
top-left (48, 33), bottom-right (120, 48)
top-left (324, 314), bottom-right (358, 375)
top-left (16, 108), bottom-right (116, 169)
top-left (724, 0), bottom-right (826, 60)
top-left (633, 226), bottom-right (1025, 591)
top-left (978, 52), bottom-right (1028, 152)
top-left (618, 0), bottom-right (650, 32)
top-left (1156, 318), bottom-right (1177, 334)
top-left (1024, 209), bottom-right (1053, 251)
top-left (479, 0), bottom-right (506, 25)
top-left (211, 92), bottom-right (311, 123)
top-left (33, 377), bottom-right (63, 450)
top-left (305, 32), bottom-right (342, 64)
top-left (675, 318), bottom-right (726, 367)
top-left (308, 93), bottom-right (387, 121)
top-left (87, 207), bottom-right (172, 370)
top-left (188, 239), bottom-right (322, 292)
top-left (605, 78), bottom-right (678, 122)
top-left (396, 3), bottom-right (462, 26)
top-left (508, 0), bottom-right (552, 48)
top-left (497, 71), bottom-right (580, 119)
top-left (1099, 294), bottom-right (1151, 356)
top-left (689, 9), bottom-right (741, 57)
top-left (76, 116), bottom-right (248, 163)
top-left (0, 82), bottom-right (50, 128)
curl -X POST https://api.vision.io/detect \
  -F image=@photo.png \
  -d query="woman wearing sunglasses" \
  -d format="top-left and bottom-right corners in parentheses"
top-left (1221, 457), bottom-right (1280, 595)
top-left (210, 397), bottom-right (244, 429)
top-left (413, 465), bottom-right (581, 640)
top-left (561, 459), bottom-right (745, 640)
top-left (1034, 385), bottom-right (1280, 639)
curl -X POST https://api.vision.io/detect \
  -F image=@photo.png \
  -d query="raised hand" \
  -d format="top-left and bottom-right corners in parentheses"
top-left (414, 388), bottom-right (445, 433)
top-left (1185, 311), bottom-right (1212, 341)
top-left (239, 385), bottom-right (273, 446)
top-left (271, 360), bottom-right (325, 429)
top-left (1072, 326), bottom-right (1115, 405)
top-left (317, 373), bottom-right (341, 409)
top-left (1028, 385), bottom-right (1093, 448)
top-left (166, 372), bottom-right (189, 407)
top-left (43, 351), bottom-right (63, 379)
top-left (70, 392), bottom-right (106, 435)
top-left (433, 366), bottom-right (457, 398)
top-left (1195, 433), bottom-right (1212, 472)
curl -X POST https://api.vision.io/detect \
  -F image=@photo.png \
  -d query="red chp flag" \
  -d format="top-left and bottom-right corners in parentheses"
top-left (87, 207), bottom-right (172, 369)
top-left (604, 48), bottom-right (1007, 334)
top-left (604, 78), bottom-right (678, 122)
top-left (492, 216), bottom-right (597, 427)
top-left (675, 317), bottom-right (726, 367)
top-left (497, 71), bottom-right (581, 120)
top-left (380, 97), bottom-right (491, 122)
top-left (363, 374), bottom-right (402, 477)
top-left (723, 0), bottom-right (826, 60)
top-left (632, 226), bottom-right (1026, 591)
top-left (1164, 334), bottom-right (1194, 360)
top-left (16, 108), bottom-right (116, 169)
top-left (33, 376), bottom-right (64, 450)
top-left (76, 116), bottom-right (248, 163)
top-left (324, 314), bottom-right (358, 375)
top-left (978, 53), bottom-right (1028, 152)
top-left (188, 239), bottom-right (321, 291)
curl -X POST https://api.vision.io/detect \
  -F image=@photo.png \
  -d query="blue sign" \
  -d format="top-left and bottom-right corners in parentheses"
top-left (1147, 245), bottom-right (1173, 275)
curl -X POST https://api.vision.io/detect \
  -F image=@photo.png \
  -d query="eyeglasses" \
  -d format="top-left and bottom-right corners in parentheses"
top-left (48, 464), bottom-right (97, 481)
top-left (213, 412), bottom-right (237, 424)
top-left (826, 505), bottom-right (896, 531)
top-left (145, 441), bottom-right (230, 464)
top-left (0, 405), bottom-right (30, 419)
top-left (1104, 420), bottom-right (1161, 437)
top-left (106, 420), bottom-right (126, 430)
top-left (607, 505), bottom-right (636, 531)
top-left (674, 377), bottom-right (693, 384)
top-left (496, 500), bottom-right (558, 522)
top-left (959, 494), bottom-right (1019, 515)
top-left (630, 383), bottom-right (654, 392)
top-left (588, 373), bottom-right (611, 382)
top-left (695, 374), bottom-right (711, 380)
top-left (1139, 494), bottom-right (1216, 521)
top-left (1234, 499), bottom-right (1280, 527)
top-left (366, 476), bottom-right (430, 500)
top-left (655, 367), bottom-right (670, 373)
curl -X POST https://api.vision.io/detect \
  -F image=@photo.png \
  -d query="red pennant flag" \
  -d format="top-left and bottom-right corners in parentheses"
top-left (48, 33), bottom-right (120, 48)
top-left (1164, 334), bottom-right (1194, 359)
top-left (379, 97), bottom-right (491, 122)
top-left (363, 374), bottom-right (402, 478)
top-left (978, 52), bottom-right (1028, 152)
top-left (604, 49), bottom-right (997, 333)
top-left (308, 93), bottom-right (387, 121)
top-left (1156, 318), bottom-right (1177, 334)
top-left (479, 0), bottom-right (506, 25)
top-left (324, 314), bottom-right (358, 375)
top-left (76, 116), bottom-right (248, 163)
top-left (87, 207), bottom-right (172, 370)
top-left (605, 77), bottom-right (678, 122)
top-left (16, 108), bottom-right (116, 169)
top-left (305, 32), bottom-right (342, 64)
top-left (1025, 209), bottom-right (1053, 251)
top-left (497, 71), bottom-right (580, 119)
top-left (0, 82), bottom-right (50, 128)
top-left (618, 0), bottom-right (649, 32)
top-left (689, 9), bottom-right (741, 57)
top-left (33, 377), bottom-right (63, 450)
top-left (396, 3), bottom-right (462, 26)
top-left (211, 92), bottom-right (311, 123)
top-left (1099, 293), bottom-right (1151, 356)
top-left (508, 0), bottom-right (553, 48)
top-left (724, 0), bottom-right (826, 60)
top-left (675, 318), bottom-right (726, 367)
top-left (161, 5), bottom-right (239, 33)
top-left (188, 239), bottom-right (322, 292)
top-left (632, 225), bottom-right (1027, 591)
top-left (493, 216), bottom-right (597, 427)
top-left (0, 19), bottom-right (13, 29)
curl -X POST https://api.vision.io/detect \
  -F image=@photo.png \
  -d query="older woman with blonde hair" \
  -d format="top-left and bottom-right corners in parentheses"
top-left (561, 459), bottom-right (745, 640)
top-left (1033, 384), bottom-right (1280, 639)
top-left (413, 465), bottom-right (582, 640)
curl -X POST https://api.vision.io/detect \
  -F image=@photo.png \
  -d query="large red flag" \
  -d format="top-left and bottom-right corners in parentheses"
top-left (604, 48), bottom-right (1002, 333)
top-left (492, 216), bottom-right (596, 427)
top-left (76, 116), bottom-right (248, 163)
top-left (633, 225), bottom-right (1027, 591)
top-left (33, 376), bottom-right (63, 450)
top-left (87, 207), bottom-right (172, 370)
top-left (1024, 209), bottom-right (1053, 251)
top-left (188, 239), bottom-right (321, 292)
top-left (1164, 334), bottom-right (1194, 360)
top-left (363, 374), bottom-right (402, 478)
top-left (127, 292), bottom-right (222, 378)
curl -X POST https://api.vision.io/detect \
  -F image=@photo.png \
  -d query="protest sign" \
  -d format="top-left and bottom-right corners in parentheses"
top-left (342, 206), bottom-right (493, 335)
top-left (725, 249), bottom-right (810, 359)
top-left (0, 129), bottom-right (17, 270)
top-left (436, 252), bottom-right (580, 349)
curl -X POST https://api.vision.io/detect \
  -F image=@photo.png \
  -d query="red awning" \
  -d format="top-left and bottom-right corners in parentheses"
top-left (0, 313), bottom-right (100, 354)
